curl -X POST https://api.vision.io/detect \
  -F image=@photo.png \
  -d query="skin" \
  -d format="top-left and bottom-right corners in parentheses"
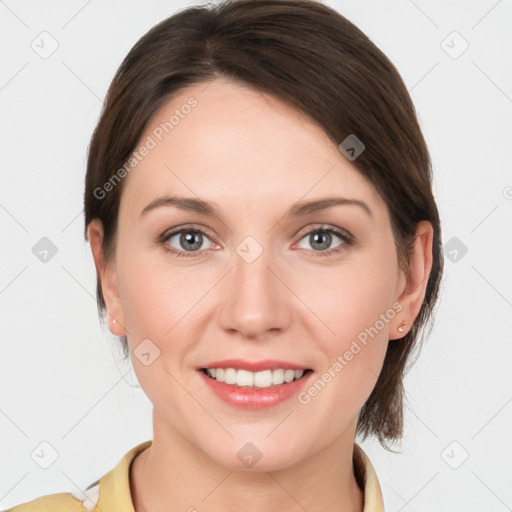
top-left (87, 77), bottom-right (433, 512)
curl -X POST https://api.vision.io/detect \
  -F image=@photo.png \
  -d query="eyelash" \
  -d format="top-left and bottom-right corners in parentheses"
top-left (158, 224), bottom-right (354, 258)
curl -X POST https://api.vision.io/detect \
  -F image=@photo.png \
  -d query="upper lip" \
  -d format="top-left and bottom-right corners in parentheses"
top-left (200, 359), bottom-right (311, 372)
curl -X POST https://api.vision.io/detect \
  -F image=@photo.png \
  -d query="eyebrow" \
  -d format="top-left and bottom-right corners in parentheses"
top-left (140, 195), bottom-right (373, 219)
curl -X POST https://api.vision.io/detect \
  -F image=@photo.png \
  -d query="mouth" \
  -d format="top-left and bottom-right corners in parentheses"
top-left (200, 367), bottom-right (314, 389)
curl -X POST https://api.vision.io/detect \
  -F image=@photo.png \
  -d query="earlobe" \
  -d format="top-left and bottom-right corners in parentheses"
top-left (392, 220), bottom-right (434, 339)
top-left (86, 219), bottom-right (127, 336)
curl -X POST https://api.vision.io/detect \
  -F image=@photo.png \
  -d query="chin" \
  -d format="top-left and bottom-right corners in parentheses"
top-left (205, 437), bottom-right (305, 472)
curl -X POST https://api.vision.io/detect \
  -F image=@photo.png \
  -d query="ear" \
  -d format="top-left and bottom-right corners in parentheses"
top-left (86, 219), bottom-right (127, 336)
top-left (391, 220), bottom-right (434, 340)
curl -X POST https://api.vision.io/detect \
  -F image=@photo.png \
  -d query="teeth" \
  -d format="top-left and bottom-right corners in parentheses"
top-left (204, 368), bottom-right (306, 388)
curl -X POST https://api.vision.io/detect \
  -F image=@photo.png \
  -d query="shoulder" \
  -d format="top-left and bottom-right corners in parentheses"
top-left (3, 482), bottom-right (100, 512)
top-left (4, 440), bottom-right (151, 512)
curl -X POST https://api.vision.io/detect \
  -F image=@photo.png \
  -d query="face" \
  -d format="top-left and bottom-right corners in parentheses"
top-left (95, 77), bottom-right (411, 470)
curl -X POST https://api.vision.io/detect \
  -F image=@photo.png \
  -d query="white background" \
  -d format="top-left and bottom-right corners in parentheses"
top-left (1, 1), bottom-right (511, 510)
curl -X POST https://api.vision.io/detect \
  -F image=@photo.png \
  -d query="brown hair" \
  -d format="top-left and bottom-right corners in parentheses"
top-left (84, 0), bottom-right (444, 449)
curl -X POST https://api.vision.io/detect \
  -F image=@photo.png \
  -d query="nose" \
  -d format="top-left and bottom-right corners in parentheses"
top-left (217, 240), bottom-right (292, 340)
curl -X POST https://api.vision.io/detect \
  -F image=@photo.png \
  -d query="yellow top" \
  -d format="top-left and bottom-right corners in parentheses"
top-left (5, 440), bottom-right (384, 511)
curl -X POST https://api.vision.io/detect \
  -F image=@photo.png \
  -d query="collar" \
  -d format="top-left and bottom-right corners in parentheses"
top-left (353, 442), bottom-right (385, 511)
top-left (94, 440), bottom-right (384, 512)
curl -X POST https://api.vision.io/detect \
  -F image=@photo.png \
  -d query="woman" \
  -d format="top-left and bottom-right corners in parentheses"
top-left (7, 0), bottom-right (443, 510)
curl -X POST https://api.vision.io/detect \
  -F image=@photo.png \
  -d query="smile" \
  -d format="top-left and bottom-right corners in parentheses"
top-left (198, 367), bottom-right (314, 409)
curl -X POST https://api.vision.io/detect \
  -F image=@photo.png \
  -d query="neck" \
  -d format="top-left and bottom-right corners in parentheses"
top-left (130, 411), bottom-right (364, 512)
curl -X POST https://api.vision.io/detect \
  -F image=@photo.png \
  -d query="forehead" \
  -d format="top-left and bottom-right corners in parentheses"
top-left (119, 78), bottom-right (384, 219)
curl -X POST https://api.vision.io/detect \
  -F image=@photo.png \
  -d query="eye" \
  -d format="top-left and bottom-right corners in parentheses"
top-left (294, 226), bottom-right (352, 256)
top-left (159, 225), bottom-right (216, 257)
top-left (159, 224), bottom-right (353, 258)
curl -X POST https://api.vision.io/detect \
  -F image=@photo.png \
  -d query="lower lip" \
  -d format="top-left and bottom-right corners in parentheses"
top-left (198, 369), bottom-right (313, 409)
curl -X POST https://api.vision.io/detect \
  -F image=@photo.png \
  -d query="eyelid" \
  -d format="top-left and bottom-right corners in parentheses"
top-left (160, 223), bottom-right (216, 242)
top-left (294, 223), bottom-right (353, 244)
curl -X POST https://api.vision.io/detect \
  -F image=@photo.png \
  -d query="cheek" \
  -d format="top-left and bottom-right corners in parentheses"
top-left (120, 269), bottom-right (200, 342)
top-left (298, 246), bottom-right (398, 398)
top-left (115, 244), bottom-right (218, 384)
top-left (301, 249), bottom-right (399, 345)
top-left (116, 253), bottom-right (203, 398)
top-left (115, 236), bottom-right (194, 340)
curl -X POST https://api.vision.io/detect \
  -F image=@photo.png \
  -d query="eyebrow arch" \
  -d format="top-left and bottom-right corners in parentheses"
top-left (140, 196), bottom-right (217, 217)
top-left (140, 195), bottom-right (372, 219)
top-left (287, 197), bottom-right (372, 218)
